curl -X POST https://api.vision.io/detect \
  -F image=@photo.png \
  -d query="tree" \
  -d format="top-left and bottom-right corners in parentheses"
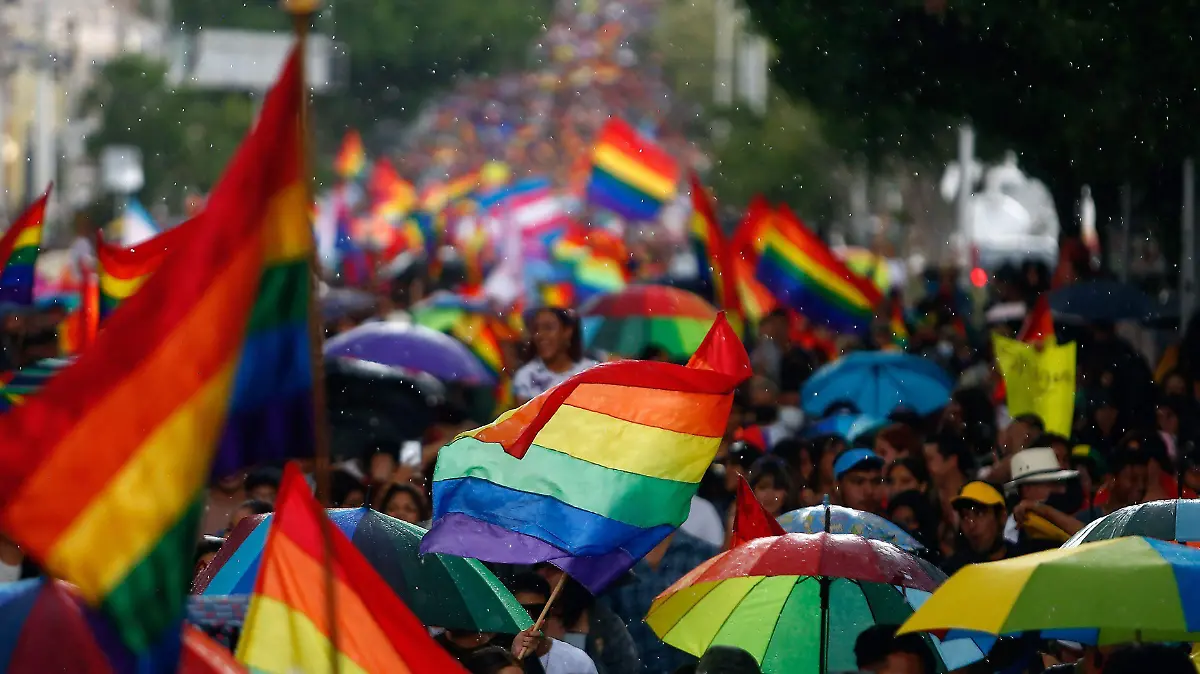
top-left (81, 55), bottom-right (255, 209)
top-left (740, 1), bottom-right (1200, 232)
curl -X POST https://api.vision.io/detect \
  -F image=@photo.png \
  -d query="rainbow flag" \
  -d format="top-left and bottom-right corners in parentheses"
top-left (539, 281), bottom-right (575, 308)
top-left (368, 158), bottom-right (416, 219)
top-left (421, 314), bottom-right (751, 592)
top-left (0, 189), bottom-right (49, 306)
top-left (731, 199), bottom-right (777, 322)
top-left (688, 174), bottom-right (742, 318)
top-left (586, 118), bottom-right (679, 221)
top-left (96, 222), bottom-right (192, 318)
top-left (0, 49), bottom-right (309, 667)
top-left (421, 172), bottom-right (479, 214)
top-left (756, 207), bottom-right (881, 334)
top-left (890, 301), bottom-right (909, 349)
top-left (58, 268), bottom-right (98, 356)
top-left (333, 129), bottom-right (366, 179)
top-left (238, 464), bottom-right (467, 673)
top-left (551, 226), bottom-right (629, 300)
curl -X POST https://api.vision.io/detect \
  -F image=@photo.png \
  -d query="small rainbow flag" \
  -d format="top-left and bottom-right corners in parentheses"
top-left (539, 281), bottom-right (575, 308)
top-left (586, 118), bottom-right (679, 221)
top-left (368, 158), bottom-right (416, 218)
top-left (333, 129), bottom-right (366, 179)
top-left (96, 223), bottom-right (191, 318)
top-left (756, 207), bottom-right (882, 334)
top-left (688, 174), bottom-right (742, 318)
top-left (890, 300), bottom-right (909, 349)
top-left (421, 171), bottom-right (479, 214)
top-left (421, 314), bottom-right (751, 592)
top-left (0, 49), bottom-right (310, 667)
top-left (237, 464), bottom-right (467, 673)
top-left (0, 188), bottom-right (50, 306)
top-left (731, 198), bottom-right (778, 322)
top-left (551, 226), bottom-right (629, 300)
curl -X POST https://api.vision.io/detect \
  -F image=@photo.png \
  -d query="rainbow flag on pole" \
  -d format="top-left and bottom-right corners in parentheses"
top-left (237, 464), bottom-right (467, 674)
top-left (688, 174), bottom-right (742, 319)
top-left (96, 222), bottom-right (192, 318)
top-left (421, 314), bottom-right (751, 592)
top-left (0, 48), bottom-right (308, 669)
top-left (756, 207), bottom-right (882, 334)
top-left (586, 118), bottom-right (679, 221)
top-left (0, 188), bottom-right (49, 306)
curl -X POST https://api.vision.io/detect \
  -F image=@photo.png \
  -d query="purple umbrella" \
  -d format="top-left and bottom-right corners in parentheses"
top-left (323, 322), bottom-right (497, 385)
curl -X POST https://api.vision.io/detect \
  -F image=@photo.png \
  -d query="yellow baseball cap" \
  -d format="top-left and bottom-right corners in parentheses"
top-left (951, 481), bottom-right (1005, 509)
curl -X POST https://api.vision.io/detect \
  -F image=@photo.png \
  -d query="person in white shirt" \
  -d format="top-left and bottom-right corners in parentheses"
top-left (512, 308), bottom-right (598, 403)
top-left (510, 573), bottom-right (599, 674)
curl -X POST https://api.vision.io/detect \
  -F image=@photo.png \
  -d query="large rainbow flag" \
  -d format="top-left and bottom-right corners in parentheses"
top-left (0, 48), bottom-right (309, 668)
top-left (421, 314), bottom-right (751, 592)
top-left (688, 174), bottom-right (742, 318)
top-left (0, 188), bottom-right (50, 306)
top-left (237, 464), bottom-right (467, 674)
top-left (756, 207), bottom-right (882, 334)
top-left (586, 118), bottom-right (679, 221)
top-left (96, 222), bottom-right (192, 318)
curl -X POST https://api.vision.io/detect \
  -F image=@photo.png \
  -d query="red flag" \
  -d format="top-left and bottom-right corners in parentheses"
top-left (729, 475), bottom-right (785, 549)
top-left (1017, 294), bottom-right (1054, 344)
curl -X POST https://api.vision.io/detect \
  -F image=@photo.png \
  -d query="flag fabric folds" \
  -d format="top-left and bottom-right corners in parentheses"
top-left (688, 174), bottom-right (742, 319)
top-left (0, 48), bottom-right (308, 668)
top-left (756, 207), bottom-right (882, 334)
top-left (96, 223), bottom-right (192, 318)
top-left (333, 129), bottom-right (366, 179)
top-left (0, 188), bottom-right (49, 306)
top-left (729, 476), bottom-right (786, 549)
top-left (421, 313), bottom-right (752, 592)
top-left (237, 464), bottom-right (467, 674)
top-left (730, 198), bottom-right (777, 323)
top-left (586, 118), bottom-right (679, 221)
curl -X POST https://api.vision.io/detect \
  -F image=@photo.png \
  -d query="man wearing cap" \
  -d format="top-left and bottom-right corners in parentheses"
top-left (833, 449), bottom-right (885, 516)
top-left (1003, 447), bottom-right (1084, 552)
top-left (942, 481), bottom-right (1015, 576)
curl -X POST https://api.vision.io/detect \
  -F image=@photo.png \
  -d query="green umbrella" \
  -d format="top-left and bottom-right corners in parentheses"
top-left (196, 507), bottom-right (533, 634)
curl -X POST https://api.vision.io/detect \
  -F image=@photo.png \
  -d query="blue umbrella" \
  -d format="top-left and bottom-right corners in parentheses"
top-left (801, 413), bottom-right (885, 444)
top-left (801, 352), bottom-right (952, 418)
top-left (778, 502), bottom-right (924, 552)
top-left (323, 321), bottom-right (497, 385)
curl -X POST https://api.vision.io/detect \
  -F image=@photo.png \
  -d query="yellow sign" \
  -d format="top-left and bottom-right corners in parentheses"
top-left (993, 334), bottom-right (1076, 437)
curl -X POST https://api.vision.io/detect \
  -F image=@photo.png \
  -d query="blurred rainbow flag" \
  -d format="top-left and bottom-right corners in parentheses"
top-left (730, 198), bottom-right (778, 322)
top-left (586, 118), bottom-right (678, 221)
top-left (0, 188), bottom-right (50, 306)
top-left (368, 158), bottom-right (416, 218)
top-left (334, 129), bottom-right (366, 179)
top-left (688, 174), bottom-right (742, 320)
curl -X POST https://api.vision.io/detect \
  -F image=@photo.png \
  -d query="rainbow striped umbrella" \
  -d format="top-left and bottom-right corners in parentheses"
top-left (901, 536), bottom-right (1200, 645)
top-left (580, 284), bottom-right (718, 359)
top-left (411, 292), bottom-right (516, 380)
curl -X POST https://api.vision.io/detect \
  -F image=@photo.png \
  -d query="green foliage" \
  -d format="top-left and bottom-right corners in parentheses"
top-left (81, 55), bottom-right (254, 208)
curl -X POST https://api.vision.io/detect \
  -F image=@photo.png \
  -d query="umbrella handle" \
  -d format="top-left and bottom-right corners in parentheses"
top-left (517, 573), bottom-right (569, 659)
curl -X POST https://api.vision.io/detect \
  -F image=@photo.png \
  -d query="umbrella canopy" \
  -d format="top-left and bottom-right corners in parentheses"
top-left (647, 533), bottom-right (984, 674)
top-left (1047, 280), bottom-right (1153, 322)
top-left (0, 578), bottom-right (243, 673)
top-left (194, 507), bottom-right (531, 634)
top-left (1063, 499), bottom-right (1200, 548)
top-left (800, 352), bottom-right (952, 417)
top-left (324, 321), bottom-right (497, 385)
top-left (411, 292), bottom-right (518, 378)
top-left (900, 536), bottom-right (1200, 645)
top-left (319, 286), bottom-right (377, 322)
top-left (777, 504), bottom-right (923, 552)
top-left (580, 284), bottom-right (718, 359)
top-left (325, 357), bottom-right (445, 461)
top-left (800, 413), bottom-right (885, 444)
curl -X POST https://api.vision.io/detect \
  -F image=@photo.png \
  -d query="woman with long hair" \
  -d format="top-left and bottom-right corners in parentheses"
top-left (512, 307), bottom-right (598, 403)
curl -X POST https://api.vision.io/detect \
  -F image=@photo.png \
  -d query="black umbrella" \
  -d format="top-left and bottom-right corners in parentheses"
top-left (1047, 280), bottom-right (1153, 322)
top-left (324, 356), bottom-right (445, 461)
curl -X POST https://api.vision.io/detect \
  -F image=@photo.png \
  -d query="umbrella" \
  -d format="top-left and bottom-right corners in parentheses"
top-left (324, 321), bottom-right (497, 385)
top-left (0, 577), bottom-right (244, 673)
top-left (1063, 499), bottom-right (1200, 548)
top-left (646, 532), bottom-right (985, 673)
top-left (900, 536), bottom-right (1200, 645)
top-left (0, 358), bottom-right (71, 411)
top-left (411, 292), bottom-right (518, 378)
top-left (194, 507), bottom-right (532, 634)
top-left (1047, 280), bottom-right (1153, 322)
top-left (325, 357), bottom-right (445, 458)
top-left (319, 286), bottom-right (376, 322)
top-left (580, 284), bottom-right (718, 359)
top-left (800, 413), bottom-right (885, 444)
top-left (777, 503), bottom-right (923, 552)
top-left (801, 352), bottom-right (953, 417)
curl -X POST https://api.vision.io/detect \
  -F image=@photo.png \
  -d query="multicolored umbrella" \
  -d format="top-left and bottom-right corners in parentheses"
top-left (801, 351), bottom-right (953, 417)
top-left (411, 291), bottom-right (517, 379)
top-left (194, 507), bottom-right (531, 634)
top-left (800, 413), bottom-right (885, 444)
top-left (900, 536), bottom-right (1200, 645)
top-left (1064, 499), bottom-right (1200, 548)
top-left (0, 358), bottom-right (70, 411)
top-left (324, 321), bottom-right (497, 385)
top-left (646, 533), bottom-right (985, 673)
top-left (580, 284), bottom-right (719, 359)
top-left (0, 577), bottom-right (244, 673)
top-left (777, 503), bottom-right (923, 552)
